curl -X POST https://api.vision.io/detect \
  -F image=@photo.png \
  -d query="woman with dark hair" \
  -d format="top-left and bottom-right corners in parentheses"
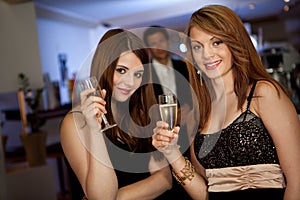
top-left (152, 5), bottom-right (300, 200)
top-left (61, 29), bottom-right (172, 199)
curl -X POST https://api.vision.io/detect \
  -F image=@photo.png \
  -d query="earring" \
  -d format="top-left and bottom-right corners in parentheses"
top-left (197, 70), bottom-right (203, 86)
top-left (193, 61), bottom-right (203, 86)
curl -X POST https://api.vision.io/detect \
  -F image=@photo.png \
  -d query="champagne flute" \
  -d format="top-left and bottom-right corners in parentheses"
top-left (158, 94), bottom-right (179, 149)
top-left (79, 76), bottom-right (117, 132)
top-left (158, 94), bottom-right (178, 130)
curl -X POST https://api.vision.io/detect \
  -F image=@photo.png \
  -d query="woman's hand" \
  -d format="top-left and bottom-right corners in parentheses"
top-left (80, 88), bottom-right (107, 130)
top-left (152, 121), bottom-right (180, 154)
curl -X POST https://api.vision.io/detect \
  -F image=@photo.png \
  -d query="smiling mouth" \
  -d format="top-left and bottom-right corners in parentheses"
top-left (204, 60), bottom-right (221, 70)
top-left (119, 88), bottom-right (131, 95)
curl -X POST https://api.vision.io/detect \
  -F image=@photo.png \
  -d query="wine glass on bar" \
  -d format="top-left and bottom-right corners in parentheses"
top-left (158, 93), bottom-right (180, 149)
top-left (79, 76), bottom-right (117, 132)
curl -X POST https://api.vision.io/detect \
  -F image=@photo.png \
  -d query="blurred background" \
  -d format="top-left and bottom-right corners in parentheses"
top-left (0, 0), bottom-right (299, 199)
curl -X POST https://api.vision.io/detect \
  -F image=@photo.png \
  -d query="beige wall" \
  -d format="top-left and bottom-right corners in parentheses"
top-left (0, 1), bottom-right (43, 93)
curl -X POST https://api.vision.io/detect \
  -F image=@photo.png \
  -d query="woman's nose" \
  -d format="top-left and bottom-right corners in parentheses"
top-left (121, 73), bottom-right (135, 86)
top-left (203, 46), bottom-right (214, 59)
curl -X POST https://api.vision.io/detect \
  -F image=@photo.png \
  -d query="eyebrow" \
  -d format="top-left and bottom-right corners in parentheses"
top-left (116, 65), bottom-right (128, 70)
top-left (116, 65), bottom-right (144, 72)
top-left (191, 36), bottom-right (217, 45)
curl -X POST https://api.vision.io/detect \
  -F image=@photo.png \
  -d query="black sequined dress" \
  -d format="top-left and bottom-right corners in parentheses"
top-left (193, 82), bottom-right (286, 200)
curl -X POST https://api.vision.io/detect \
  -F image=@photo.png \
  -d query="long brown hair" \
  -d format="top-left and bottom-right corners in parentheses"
top-left (185, 5), bottom-right (285, 131)
top-left (90, 29), bottom-right (157, 151)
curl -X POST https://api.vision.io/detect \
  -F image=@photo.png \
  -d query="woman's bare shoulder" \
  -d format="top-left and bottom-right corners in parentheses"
top-left (60, 107), bottom-right (84, 133)
top-left (254, 80), bottom-right (281, 98)
top-left (250, 80), bottom-right (286, 115)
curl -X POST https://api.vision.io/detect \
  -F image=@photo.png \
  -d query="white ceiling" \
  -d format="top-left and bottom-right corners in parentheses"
top-left (33, 0), bottom-right (300, 30)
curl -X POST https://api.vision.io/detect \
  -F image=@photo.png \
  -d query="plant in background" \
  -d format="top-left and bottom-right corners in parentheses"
top-left (18, 73), bottom-right (45, 132)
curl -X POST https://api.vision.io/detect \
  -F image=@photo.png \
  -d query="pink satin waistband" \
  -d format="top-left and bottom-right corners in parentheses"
top-left (206, 164), bottom-right (286, 192)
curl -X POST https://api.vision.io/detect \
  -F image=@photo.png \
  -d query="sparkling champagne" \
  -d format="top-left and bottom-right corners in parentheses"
top-left (159, 103), bottom-right (177, 130)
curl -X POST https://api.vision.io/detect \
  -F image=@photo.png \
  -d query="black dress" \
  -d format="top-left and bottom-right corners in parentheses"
top-left (193, 82), bottom-right (285, 200)
top-left (106, 136), bottom-right (174, 200)
top-left (106, 136), bottom-right (151, 187)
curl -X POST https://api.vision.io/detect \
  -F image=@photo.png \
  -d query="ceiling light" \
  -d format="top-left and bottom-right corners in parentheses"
top-left (248, 3), bottom-right (255, 10)
top-left (283, 5), bottom-right (290, 11)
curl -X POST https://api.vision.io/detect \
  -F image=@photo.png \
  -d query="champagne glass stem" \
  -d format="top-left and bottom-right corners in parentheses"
top-left (101, 113), bottom-right (109, 126)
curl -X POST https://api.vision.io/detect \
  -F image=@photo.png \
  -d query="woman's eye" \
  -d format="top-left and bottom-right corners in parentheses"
top-left (213, 41), bottom-right (223, 46)
top-left (192, 45), bottom-right (201, 51)
top-left (134, 72), bottom-right (143, 78)
top-left (116, 68), bottom-right (126, 74)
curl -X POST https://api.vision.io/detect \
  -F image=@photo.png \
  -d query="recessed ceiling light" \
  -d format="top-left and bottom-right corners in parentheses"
top-left (283, 5), bottom-right (290, 11)
top-left (248, 3), bottom-right (255, 10)
top-left (284, 0), bottom-right (290, 3)
top-left (179, 43), bottom-right (187, 53)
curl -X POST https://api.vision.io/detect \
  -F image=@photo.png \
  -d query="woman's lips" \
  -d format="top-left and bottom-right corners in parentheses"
top-left (204, 60), bottom-right (221, 70)
top-left (118, 88), bottom-right (131, 95)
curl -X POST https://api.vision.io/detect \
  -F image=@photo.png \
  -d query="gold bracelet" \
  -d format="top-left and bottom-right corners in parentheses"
top-left (172, 158), bottom-right (195, 185)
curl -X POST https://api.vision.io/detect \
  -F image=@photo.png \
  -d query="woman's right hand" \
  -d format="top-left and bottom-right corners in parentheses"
top-left (152, 121), bottom-right (180, 155)
top-left (80, 88), bottom-right (107, 130)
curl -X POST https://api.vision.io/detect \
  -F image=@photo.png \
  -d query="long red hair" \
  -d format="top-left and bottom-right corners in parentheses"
top-left (185, 5), bottom-right (285, 131)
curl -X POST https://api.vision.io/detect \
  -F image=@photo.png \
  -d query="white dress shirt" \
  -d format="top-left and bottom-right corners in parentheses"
top-left (152, 58), bottom-right (177, 95)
